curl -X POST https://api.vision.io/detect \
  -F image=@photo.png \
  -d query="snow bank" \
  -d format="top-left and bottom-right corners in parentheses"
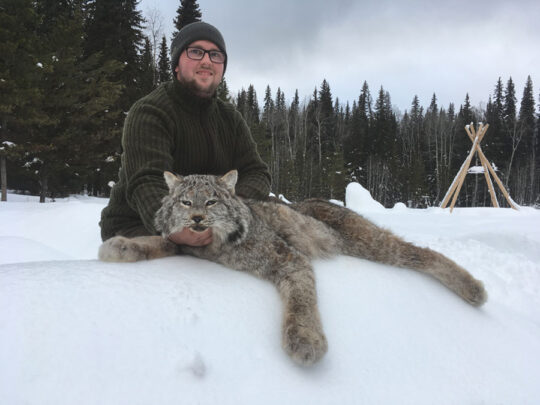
top-left (1, 190), bottom-right (540, 404)
top-left (345, 182), bottom-right (385, 212)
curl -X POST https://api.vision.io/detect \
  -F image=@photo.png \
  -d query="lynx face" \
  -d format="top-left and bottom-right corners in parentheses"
top-left (155, 171), bottom-right (250, 245)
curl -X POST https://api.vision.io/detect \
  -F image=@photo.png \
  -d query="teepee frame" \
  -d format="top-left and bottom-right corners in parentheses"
top-left (440, 123), bottom-right (518, 212)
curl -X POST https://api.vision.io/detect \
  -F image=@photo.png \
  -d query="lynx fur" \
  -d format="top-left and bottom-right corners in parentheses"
top-left (99, 170), bottom-right (487, 366)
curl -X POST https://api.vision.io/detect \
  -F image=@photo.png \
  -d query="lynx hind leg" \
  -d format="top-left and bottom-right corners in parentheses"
top-left (98, 235), bottom-right (176, 262)
top-left (276, 249), bottom-right (328, 366)
top-left (293, 199), bottom-right (487, 307)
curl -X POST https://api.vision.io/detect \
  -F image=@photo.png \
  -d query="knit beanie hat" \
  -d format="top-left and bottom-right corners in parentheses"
top-left (170, 22), bottom-right (227, 74)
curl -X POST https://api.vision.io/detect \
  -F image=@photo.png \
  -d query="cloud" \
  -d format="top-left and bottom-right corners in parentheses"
top-left (142, 0), bottom-right (539, 110)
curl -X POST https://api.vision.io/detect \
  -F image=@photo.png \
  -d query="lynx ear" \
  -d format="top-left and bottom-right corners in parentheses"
top-left (163, 171), bottom-right (182, 190)
top-left (220, 170), bottom-right (238, 193)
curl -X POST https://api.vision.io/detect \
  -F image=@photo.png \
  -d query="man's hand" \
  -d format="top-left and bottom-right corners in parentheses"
top-left (168, 227), bottom-right (213, 247)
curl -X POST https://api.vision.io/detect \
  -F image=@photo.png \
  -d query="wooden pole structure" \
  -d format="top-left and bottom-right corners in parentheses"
top-left (440, 123), bottom-right (518, 212)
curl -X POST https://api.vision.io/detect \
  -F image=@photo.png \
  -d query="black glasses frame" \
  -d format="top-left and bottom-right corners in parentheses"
top-left (185, 47), bottom-right (226, 64)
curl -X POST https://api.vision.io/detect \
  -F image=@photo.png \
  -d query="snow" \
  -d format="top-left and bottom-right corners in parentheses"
top-left (468, 165), bottom-right (485, 174)
top-left (345, 182), bottom-right (385, 211)
top-left (1, 186), bottom-right (540, 404)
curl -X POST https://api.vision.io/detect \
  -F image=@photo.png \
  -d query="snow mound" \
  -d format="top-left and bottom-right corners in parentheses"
top-left (392, 202), bottom-right (408, 211)
top-left (345, 182), bottom-right (385, 212)
top-left (2, 257), bottom-right (540, 405)
top-left (2, 192), bottom-right (540, 404)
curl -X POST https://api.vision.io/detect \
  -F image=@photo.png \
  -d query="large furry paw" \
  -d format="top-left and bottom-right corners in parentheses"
top-left (98, 236), bottom-right (149, 262)
top-left (462, 278), bottom-right (488, 307)
top-left (283, 323), bottom-right (328, 366)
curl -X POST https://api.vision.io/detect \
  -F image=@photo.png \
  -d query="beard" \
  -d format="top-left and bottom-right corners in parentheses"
top-left (177, 74), bottom-right (220, 99)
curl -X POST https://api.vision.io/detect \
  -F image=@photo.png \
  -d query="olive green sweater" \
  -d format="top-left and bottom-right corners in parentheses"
top-left (100, 80), bottom-right (271, 240)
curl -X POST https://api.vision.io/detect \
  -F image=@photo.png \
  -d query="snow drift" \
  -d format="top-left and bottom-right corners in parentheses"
top-left (1, 186), bottom-right (539, 404)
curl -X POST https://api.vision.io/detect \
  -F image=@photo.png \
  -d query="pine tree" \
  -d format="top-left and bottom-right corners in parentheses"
top-left (257, 85), bottom-right (274, 176)
top-left (318, 79), bottom-right (335, 153)
top-left (516, 76), bottom-right (536, 202)
top-left (404, 95), bottom-right (428, 206)
top-left (0, 0), bottom-right (43, 200)
top-left (216, 79), bottom-right (230, 102)
top-left (172, 0), bottom-right (202, 36)
top-left (422, 94), bottom-right (437, 201)
top-left (368, 87), bottom-right (399, 205)
top-left (503, 77), bottom-right (520, 189)
top-left (235, 88), bottom-right (247, 117)
top-left (343, 81), bottom-right (371, 186)
top-left (84, 0), bottom-right (145, 112)
top-left (484, 78), bottom-right (506, 166)
top-left (537, 88), bottom-right (540, 205)
top-left (157, 35), bottom-right (171, 83)
top-left (246, 85), bottom-right (260, 126)
top-left (139, 37), bottom-right (156, 94)
top-left (13, 0), bottom-right (124, 200)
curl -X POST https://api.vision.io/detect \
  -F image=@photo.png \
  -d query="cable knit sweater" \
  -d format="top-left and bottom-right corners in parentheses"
top-left (100, 79), bottom-right (271, 240)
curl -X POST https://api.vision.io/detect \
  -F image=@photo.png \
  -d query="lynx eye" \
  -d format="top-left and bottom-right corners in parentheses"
top-left (206, 200), bottom-right (217, 206)
top-left (181, 200), bottom-right (192, 207)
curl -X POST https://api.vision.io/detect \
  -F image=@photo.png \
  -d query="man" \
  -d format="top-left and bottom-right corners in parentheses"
top-left (100, 22), bottom-right (271, 246)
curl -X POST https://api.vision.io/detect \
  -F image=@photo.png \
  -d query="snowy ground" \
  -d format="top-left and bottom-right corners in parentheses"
top-left (1, 187), bottom-right (540, 405)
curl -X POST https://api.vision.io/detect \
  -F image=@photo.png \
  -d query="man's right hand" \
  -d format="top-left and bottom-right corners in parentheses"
top-left (168, 227), bottom-right (213, 247)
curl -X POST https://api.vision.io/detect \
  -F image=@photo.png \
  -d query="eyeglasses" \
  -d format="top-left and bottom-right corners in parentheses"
top-left (185, 47), bottom-right (226, 64)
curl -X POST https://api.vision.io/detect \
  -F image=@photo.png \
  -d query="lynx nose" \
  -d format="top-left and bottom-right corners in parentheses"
top-left (191, 215), bottom-right (204, 223)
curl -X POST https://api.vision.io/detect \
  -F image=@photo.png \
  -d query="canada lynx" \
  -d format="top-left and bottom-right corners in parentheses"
top-left (99, 171), bottom-right (487, 366)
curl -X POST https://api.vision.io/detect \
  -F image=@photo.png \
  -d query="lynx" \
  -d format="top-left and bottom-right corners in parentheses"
top-left (99, 171), bottom-right (487, 366)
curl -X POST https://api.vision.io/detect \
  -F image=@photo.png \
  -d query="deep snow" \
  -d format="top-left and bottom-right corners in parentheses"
top-left (1, 188), bottom-right (539, 404)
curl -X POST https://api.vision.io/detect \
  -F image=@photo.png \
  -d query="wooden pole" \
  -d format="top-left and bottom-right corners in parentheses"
top-left (464, 125), bottom-right (499, 208)
top-left (441, 122), bottom-right (518, 211)
top-left (449, 133), bottom-right (480, 212)
top-left (464, 124), bottom-right (517, 210)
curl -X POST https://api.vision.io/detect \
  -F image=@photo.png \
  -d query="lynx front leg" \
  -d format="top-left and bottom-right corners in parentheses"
top-left (98, 235), bottom-right (176, 262)
top-left (272, 251), bottom-right (328, 366)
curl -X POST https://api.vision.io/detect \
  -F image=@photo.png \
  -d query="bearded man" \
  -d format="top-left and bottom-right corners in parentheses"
top-left (100, 22), bottom-right (271, 246)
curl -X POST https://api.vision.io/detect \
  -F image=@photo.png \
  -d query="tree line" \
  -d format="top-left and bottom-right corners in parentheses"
top-left (243, 76), bottom-right (539, 207)
top-left (1, 0), bottom-right (538, 207)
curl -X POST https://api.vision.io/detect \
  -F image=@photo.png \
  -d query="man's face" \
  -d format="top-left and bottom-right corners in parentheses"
top-left (175, 40), bottom-right (225, 98)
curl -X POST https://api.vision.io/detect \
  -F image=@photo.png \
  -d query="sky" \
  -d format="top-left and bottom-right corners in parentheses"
top-left (139, 0), bottom-right (540, 113)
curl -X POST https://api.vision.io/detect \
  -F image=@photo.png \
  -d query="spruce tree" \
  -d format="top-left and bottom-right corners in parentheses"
top-left (485, 78), bottom-right (506, 164)
top-left (344, 81), bottom-right (371, 186)
top-left (403, 95), bottom-right (428, 206)
top-left (257, 85), bottom-right (274, 176)
top-left (517, 76), bottom-right (536, 202)
top-left (246, 85), bottom-right (260, 126)
top-left (157, 35), bottom-right (171, 83)
top-left (217, 79), bottom-right (231, 102)
top-left (139, 37), bottom-right (156, 94)
top-left (172, 0), bottom-right (202, 36)
top-left (5, 0), bottom-right (123, 200)
top-left (503, 77), bottom-right (519, 188)
top-left (423, 93), bottom-right (439, 200)
top-left (0, 0), bottom-right (43, 200)
top-left (84, 0), bottom-right (145, 112)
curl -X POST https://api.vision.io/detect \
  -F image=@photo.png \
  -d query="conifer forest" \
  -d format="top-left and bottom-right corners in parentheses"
top-left (1, 0), bottom-right (539, 207)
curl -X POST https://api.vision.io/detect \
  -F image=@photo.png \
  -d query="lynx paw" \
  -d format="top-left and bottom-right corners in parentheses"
top-left (283, 324), bottom-right (328, 366)
top-left (98, 236), bottom-right (148, 262)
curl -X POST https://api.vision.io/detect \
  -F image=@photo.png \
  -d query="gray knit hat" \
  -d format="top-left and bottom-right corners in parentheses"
top-left (170, 22), bottom-right (227, 74)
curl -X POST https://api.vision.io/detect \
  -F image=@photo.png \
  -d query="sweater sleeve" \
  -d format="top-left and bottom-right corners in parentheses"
top-left (231, 111), bottom-right (272, 199)
top-left (122, 99), bottom-right (175, 234)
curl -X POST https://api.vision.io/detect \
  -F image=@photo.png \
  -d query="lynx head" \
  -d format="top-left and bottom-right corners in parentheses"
top-left (154, 170), bottom-right (250, 245)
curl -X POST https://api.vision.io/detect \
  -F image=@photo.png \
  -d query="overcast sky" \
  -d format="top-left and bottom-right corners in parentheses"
top-left (140, 0), bottom-right (539, 113)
